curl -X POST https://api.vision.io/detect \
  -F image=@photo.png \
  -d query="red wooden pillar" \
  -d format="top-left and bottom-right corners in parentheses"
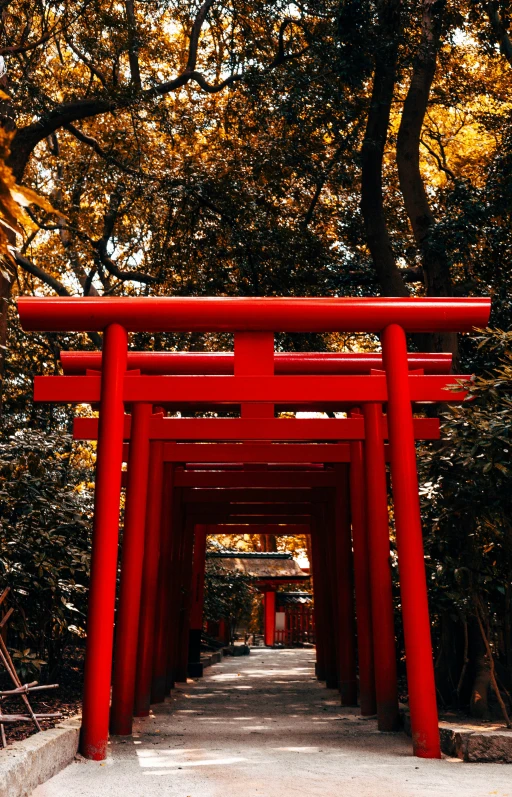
top-left (324, 505), bottom-right (340, 689)
top-left (166, 493), bottom-right (187, 689)
top-left (316, 507), bottom-right (338, 688)
top-left (174, 517), bottom-right (195, 681)
top-left (188, 524), bottom-right (208, 676)
top-left (310, 524), bottom-right (326, 679)
top-left (349, 415), bottom-right (377, 717)
top-left (110, 402), bottom-right (152, 735)
top-left (264, 590), bottom-right (276, 646)
top-left (151, 463), bottom-right (176, 703)
top-left (80, 323), bottom-right (127, 761)
top-left (334, 464), bottom-right (358, 705)
top-left (133, 440), bottom-right (165, 716)
top-left (235, 330), bottom-right (275, 423)
top-left (363, 402), bottom-right (400, 731)
top-left (382, 324), bottom-right (441, 759)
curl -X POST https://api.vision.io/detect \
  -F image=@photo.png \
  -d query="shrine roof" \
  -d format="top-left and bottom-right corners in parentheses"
top-left (206, 550), bottom-right (308, 579)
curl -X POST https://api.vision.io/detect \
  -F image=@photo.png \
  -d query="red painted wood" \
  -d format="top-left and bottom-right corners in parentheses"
top-left (61, 350), bottom-right (453, 375)
top-left (235, 331), bottom-right (275, 421)
top-left (334, 465), bottom-right (358, 705)
top-left (315, 512), bottom-right (338, 687)
top-left (382, 324), bottom-right (441, 759)
top-left (80, 324), bottom-right (127, 761)
top-left (174, 519), bottom-right (195, 682)
top-left (166, 496), bottom-right (186, 690)
top-left (189, 526), bottom-right (208, 630)
top-left (349, 418), bottom-right (377, 717)
top-left (324, 507), bottom-right (340, 690)
top-left (151, 464), bottom-right (176, 704)
top-left (133, 442), bottom-right (165, 717)
top-left (73, 416), bottom-right (440, 442)
top-left (174, 471), bottom-right (337, 488)
top-left (363, 403), bottom-right (400, 732)
top-left (167, 444), bottom-right (353, 462)
top-left (264, 591), bottom-right (276, 647)
top-left (181, 488), bottom-right (328, 503)
top-left (223, 515), bottom-right (312, 524)
top-left (35, 373), bottom-right (470, 404)
top-left (110, 402), bottom-right (152, 736)
top-left (189, 502), bottom-right (314, 517)
top-left (19, 295), bottom-right (491, 332)
top-left (310, 527), bottom-right (326, 680)
top-left (204, 523), bottom-right (310, 534)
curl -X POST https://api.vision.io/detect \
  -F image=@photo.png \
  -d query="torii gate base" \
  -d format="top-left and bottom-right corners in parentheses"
top-left (17, 295), bottom-right (492, 762)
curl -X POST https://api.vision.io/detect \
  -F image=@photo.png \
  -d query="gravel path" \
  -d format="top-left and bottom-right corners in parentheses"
top-left (33, 648), bottom-right (511, 797)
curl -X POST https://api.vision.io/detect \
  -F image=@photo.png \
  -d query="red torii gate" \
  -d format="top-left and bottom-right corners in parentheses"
top-left (17, 295), bottom-right (491, 762)
top-left (68, 352), bottom-right (445, 732)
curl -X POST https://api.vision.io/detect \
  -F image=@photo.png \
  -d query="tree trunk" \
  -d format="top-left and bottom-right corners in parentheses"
top-left (260, 535), bottom-right (277, 553)
top-left (468, 615), bottom-right (491, 719)
top-left (361, 0), bottom-right (409, 298)
top-left (396, 0), bottom-right (458, 357)
top-left (0, 65), bottom-right (17, 416)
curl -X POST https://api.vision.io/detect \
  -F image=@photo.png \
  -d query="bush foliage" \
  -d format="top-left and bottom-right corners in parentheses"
top-left (0, 430), bottom-right (94, 677)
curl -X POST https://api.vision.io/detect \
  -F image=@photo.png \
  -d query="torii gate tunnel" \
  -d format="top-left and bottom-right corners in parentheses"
top-left (18, 296), bottom-right (491, 762)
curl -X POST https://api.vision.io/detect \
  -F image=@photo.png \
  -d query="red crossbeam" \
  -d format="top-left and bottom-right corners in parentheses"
top-left (188, 503), bottom-right (314, 515)
top-left (174, 471), bottom-right (337, 487)
top-left (35, 374), bottom-right (469, 404)
top-left (60, 351), bottom-right (453, 375)
top-left (18, 296), bottom-right (490, 332)
top-left (73, 416), bottom-right (439, 442)
top-left (164, 444), bottom-right (352, 463)
top-left (205, 523), bottom-right (310, 534)
top-left (181, 488), bottom-right (326, 503)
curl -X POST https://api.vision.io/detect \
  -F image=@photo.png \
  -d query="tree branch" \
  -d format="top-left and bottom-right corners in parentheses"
top-left (64, 36), bottom-right (109, 87)
top-left (303, 135), bottom-right (362, 228)
top-left (93, 186), bottom-right (157, 284)
top-left (64, 123), bottom-right (143, 177)
top-left (14, 253), bottom-right (102, 346)
top-left (0, 31), bottom-right (52, 56)
top-left (9, 1), bottom-right (310, 180)
top-left (125, 0), bottom-right (142, 89)
top-left (186, 0), bottom-right (216, 72)
top-left (14, 251), bottom-right (71, 296)
top-left (420, 135), bottom-right (456, 181)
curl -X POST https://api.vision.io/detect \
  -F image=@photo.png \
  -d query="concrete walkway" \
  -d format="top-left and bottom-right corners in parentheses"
top-left (33, 649), bottom-right (511, 797)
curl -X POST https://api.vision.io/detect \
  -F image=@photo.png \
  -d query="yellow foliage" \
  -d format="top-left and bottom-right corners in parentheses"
top-left (0, 129), bottom-right (58, 266)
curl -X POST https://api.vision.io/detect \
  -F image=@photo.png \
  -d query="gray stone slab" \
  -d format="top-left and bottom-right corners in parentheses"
top-left (0, 716), bottom-right (80, 797)
top-left (403, 708), bottom-right (512, 762)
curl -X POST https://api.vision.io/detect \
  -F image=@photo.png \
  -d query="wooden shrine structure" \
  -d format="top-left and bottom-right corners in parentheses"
top-left (17, 295), bottom-right (491, 762)
top-left (205, 550), bottom-right (310, 650)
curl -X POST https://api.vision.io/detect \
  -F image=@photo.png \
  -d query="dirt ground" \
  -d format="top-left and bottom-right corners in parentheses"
top-left (33, 648), bottom-right (511, 797)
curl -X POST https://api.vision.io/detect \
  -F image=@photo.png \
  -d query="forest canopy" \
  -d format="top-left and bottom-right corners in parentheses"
top-left (0, 0), bottom-right (510, 721)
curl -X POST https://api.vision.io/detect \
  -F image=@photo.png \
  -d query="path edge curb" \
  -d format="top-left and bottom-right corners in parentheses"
top-left (402, 708), bottom-right (512, 762)
top-left (0, 716), bottom-right (81, 797)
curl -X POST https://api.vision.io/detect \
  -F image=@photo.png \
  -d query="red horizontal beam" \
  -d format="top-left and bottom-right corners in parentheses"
top-left (60, 350), bottom-right (453, 375)
top-left (124, 444), bottom-right (391, 465)
top-left (188, 503), bottom-right (314, 516)
top-left (205, 524), bottom-right (310, 534)
top-left (74, 415), bottom-right (439, 442)
top-left (223, 515), bottom-right (312, 524)
top-left (36, 374), bottom-right (469, 404)
top-left (162, 444), bottom-right (351, 463)
top-left (174, 471), bottom-right (337, 487)
top-left (18, 296), bottom-right (491, 333)
top-left (181, 488), bottom-right (329, 503)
